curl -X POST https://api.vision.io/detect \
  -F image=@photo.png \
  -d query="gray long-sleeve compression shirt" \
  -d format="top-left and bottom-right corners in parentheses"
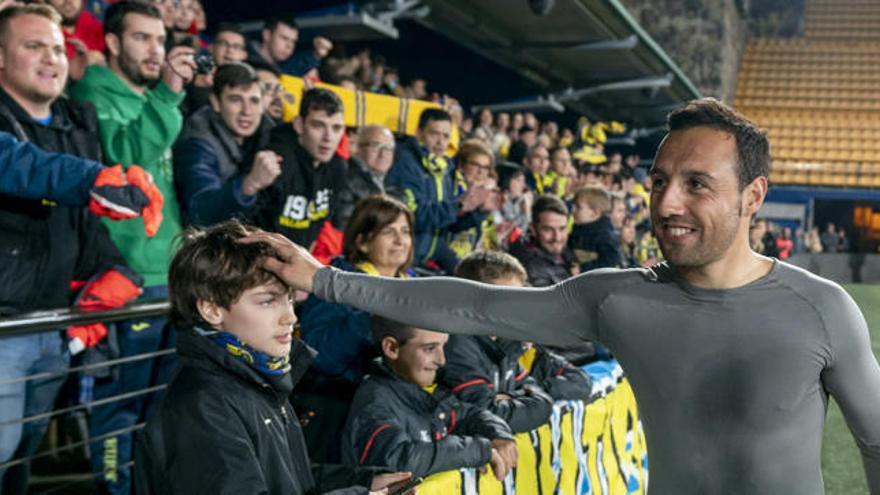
top-left (314, 261), bottom-right (880, 494)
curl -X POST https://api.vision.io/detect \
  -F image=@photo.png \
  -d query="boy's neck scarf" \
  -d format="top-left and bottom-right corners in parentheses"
top-left (196, 328), bottom-right (291, 376)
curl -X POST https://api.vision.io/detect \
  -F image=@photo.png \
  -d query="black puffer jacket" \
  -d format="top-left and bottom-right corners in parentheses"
top-left (0, 88), bottom-right (123, 315)
top-left (441, 335), bottom-right (553, 433)
top-left (135, 331), bottom-right (375, 495)
top-left (342, 360), bottom-right (513, 478)
top-left (527, 345), bottom-right (593, 402)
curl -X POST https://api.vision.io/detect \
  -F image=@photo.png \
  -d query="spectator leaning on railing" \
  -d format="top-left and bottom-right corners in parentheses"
top-left (69, 1), bottom-right (194, 492)
top-left (0, 6), bottom-right (143, 493)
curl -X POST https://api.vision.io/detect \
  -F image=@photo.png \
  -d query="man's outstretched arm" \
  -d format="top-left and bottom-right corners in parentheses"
top-left (241, 231), bottom-right (644, 347)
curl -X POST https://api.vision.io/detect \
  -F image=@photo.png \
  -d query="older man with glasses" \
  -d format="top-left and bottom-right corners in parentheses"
top-left (334, 125), bottom-right (398, 228)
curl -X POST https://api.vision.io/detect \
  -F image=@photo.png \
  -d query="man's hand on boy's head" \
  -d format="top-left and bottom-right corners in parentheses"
top-left (491, 438), bottom-right (518, 471)
top-left (239, 231), bottom-right (322, 293)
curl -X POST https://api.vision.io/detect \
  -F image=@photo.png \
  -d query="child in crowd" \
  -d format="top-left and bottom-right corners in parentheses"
top-left (568, 186), bottom-right (622, 272)
top-left (343, 316), bottom-right (518, 481)
top-left (134, 220), bottom-right (410, 495)
top-left (448, 251), bottom-right (592, 411)
top-left (497, 161), bottom-right (531, 233)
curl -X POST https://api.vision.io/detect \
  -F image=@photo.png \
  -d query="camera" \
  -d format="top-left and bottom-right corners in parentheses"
top-left (194, 54), bottom-right (215, 75)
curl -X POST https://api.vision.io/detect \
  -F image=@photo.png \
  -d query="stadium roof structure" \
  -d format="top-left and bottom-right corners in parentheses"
top-left (413, 0), bottom-right (702, 127)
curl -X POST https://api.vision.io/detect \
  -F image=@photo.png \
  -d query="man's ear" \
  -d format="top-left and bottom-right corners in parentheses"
top-left (209, 93), bottom-right (221, 113)
top-left (292, 115), bottom-right (303, 135)
top-left (261, 28), bottom-right (271, 45)
top-left (741, 175), bottom-right (768, 218)
top-left (196, 299), bottom-right (224, 327)
top-left (105, 33), bottom-right (121, 59)
top-left (380, 336), bottom-right (400, 361)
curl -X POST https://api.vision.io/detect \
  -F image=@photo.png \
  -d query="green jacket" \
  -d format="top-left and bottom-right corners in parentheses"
top-left (70, 65), bottom-right (184, 287)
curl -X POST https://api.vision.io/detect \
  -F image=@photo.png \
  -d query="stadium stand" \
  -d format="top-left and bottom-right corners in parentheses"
top-left (736, 0), bottom-right (880, 187)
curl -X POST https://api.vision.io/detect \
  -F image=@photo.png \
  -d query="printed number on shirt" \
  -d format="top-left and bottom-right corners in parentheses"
top-left (279, 190), bottom-right (331, 229)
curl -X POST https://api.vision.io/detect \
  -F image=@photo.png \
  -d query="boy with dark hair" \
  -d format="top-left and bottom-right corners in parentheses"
top-left (174, 62), bottom-right (278, 226)
top-left (342, 315), bottom-right (517, 481)
top-left (135, 220), bottom-right (410, 494)
top-left (569, 186), bottom-right (622, 272)
top-left (452, 251), bottom-right (593, 403)
top-left (251, 87), bottom-right (346, 249)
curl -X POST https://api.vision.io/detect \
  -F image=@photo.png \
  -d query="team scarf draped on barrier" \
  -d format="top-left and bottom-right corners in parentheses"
top-left (419, 360), bottom-right (649, 495)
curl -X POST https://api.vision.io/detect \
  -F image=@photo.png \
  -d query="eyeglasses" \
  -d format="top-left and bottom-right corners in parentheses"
top-left (363, 142), bottom-right (395, 153)
top-left (465, 160), bottom-right (493, 171)
top-left (214, 40), bottom-right (246, 52)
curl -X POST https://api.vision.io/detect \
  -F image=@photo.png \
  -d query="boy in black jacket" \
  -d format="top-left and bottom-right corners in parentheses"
top-left (568, 186), bottom-right (622, 272)
top-left (343, 316), bottom-right (517, 481)
top-left (250, 88), bottom-right (347, 249)
top-left (448, 252), bottom-right (592, 410)
top-left (134, 221), bottom-right (411, 495)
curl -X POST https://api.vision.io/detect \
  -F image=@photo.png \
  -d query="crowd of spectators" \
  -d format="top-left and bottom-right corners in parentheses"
top-left (749, 218), bottom-right (850, 260)
top-left (0, 0), bottom-right (848, 493)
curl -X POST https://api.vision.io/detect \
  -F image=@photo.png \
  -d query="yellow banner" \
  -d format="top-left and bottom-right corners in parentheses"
top-left (279, 76), bottom-right (444, 137)
top-left (418, 372), bottom-right (648, 494)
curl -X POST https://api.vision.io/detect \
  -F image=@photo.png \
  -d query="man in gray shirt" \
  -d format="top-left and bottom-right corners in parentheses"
top-left (244, 99), bottom-right (880, 494)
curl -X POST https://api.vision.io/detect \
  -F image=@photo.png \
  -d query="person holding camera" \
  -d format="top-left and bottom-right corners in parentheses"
top-left (68, 2), bottom-right (195, 494)
top-left (173, 62), bottom-right (278, 226)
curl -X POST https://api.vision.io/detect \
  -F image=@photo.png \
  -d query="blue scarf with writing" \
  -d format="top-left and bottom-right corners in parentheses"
top-left (196, 327), bottom-right (291, 376)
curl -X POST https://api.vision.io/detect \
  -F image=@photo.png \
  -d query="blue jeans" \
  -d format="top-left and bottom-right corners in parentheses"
top-left (88, 285), bottom-right (176, 495)
top-left (0, 331), bottom-right (69, 494)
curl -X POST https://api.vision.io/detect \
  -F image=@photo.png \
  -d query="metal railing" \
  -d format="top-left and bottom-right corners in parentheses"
top-left (0, 301), bottom-right (173, 493)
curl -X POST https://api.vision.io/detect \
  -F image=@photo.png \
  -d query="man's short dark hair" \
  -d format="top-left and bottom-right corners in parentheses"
top-left (104, 0), bottom-right (162, 40)
top-left (248, 58), bottom-right (281, 78)
top-left (455, 251), bottom-right (527, 285)
top-left (168, 220), bottom-right (283, 330)
top-left (212, 62), bottom-right (259, 98)
top-left (0, 4), bottom-right (61, 44)
top-left (666, 98), bottom-right (770, 191)
top-left (532, 194), bottom-right (568, 221)
top-left (214, 22), bottom-right (245, 39)
top-left (299, 87), bottom-right (343, 119)
top-left (417, 108), bottom-right (451, 130)
top-left (263, 16), bottom-right (298, 33)
top-left (371, 315), bottom-right (416, 349)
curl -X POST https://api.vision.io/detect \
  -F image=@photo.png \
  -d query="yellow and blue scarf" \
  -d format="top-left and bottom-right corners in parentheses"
top-left (197, 328), bottom-right (291, 376)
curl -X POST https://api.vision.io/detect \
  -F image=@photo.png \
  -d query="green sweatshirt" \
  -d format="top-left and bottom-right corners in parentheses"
top-left (70, 65), bottom-right (184, 287)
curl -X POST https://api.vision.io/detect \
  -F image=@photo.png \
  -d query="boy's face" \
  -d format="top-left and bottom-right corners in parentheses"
top-left (202, 279), bottom-right (296, 358)
top-left (572, 199), bottom-right (600, 224)
top-left (385, 329), bottom-right (448, 388)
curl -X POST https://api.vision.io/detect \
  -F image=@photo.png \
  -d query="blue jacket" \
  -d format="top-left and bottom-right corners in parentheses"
top-left (0, 131), bottom-right (101, 206)
top-left (173, 107), bottom-right (275, 226)
top-left (387, 138), bottom-right (484, 265)
top-left (298, 258), bottom-right (415, 383)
